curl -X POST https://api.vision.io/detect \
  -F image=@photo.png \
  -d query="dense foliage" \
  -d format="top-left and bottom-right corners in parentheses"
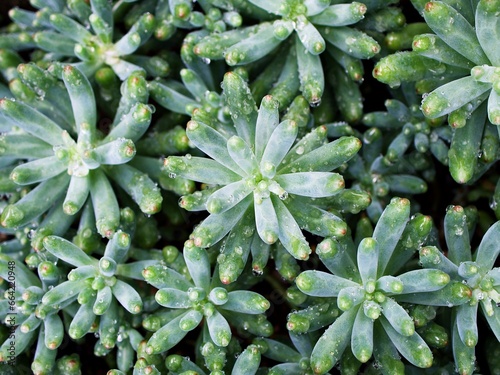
top-left (0, 0), bottom-right (499, 374)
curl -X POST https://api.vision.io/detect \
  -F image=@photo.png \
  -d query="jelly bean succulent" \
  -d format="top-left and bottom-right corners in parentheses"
top-left (1, 1), bottom-right (500, 374)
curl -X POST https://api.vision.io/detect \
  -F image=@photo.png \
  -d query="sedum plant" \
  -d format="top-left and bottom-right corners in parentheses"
top-left (0, 64), bottom-right (162, 238)
top-left (374, 0), bottom-right (500, 184)
top-left (164, 71), bottom-right (361, 267)
top-left (412, 205), bottom-right (500, 375)
top-left (142, 239), bottom-right (272, 354)
top-left (295, 198), bottom-right (446, 373)
top-left (0, 1), bottom-right (500, 374)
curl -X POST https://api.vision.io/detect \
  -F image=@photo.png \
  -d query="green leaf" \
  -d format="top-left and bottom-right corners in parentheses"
top-left (279, 136), bottom-right (361, 173)
top-left (310, 3), bottom-right (367, 26)
top-left (372, 322), bottom-right (406, 374)
top-left (93, 286), bottom-right (112, 315)
top-left (62, 65), bottom-right (96, 137)
top-left (444, 205), bottom-right (472, 264)
top-left (261, 120), bottom-right (298, 176)
top-left (105, 164), bottom-right (162, 215)
top-left (254, 337), bottom-right (301, 362)
top-left (146, 312), bottom-right (189, 354)
top-left (452, 317), bottom-right (476, 374)
top-left (155, 288), bottom-right (191, 309)
top-left (351, 306), bottom-right (374, 363)
top-left (206, 180), bottom-right (253, 214)
top-left (456, 304), bottom-right (478, 347)
top-left (49, 13), bottom-right (93, 44)
top-left (255, 95), bottom-right (280, 161)
top-left (337, 285), bottom-right (365, 311)
top-left (310, 308), bottom-right (357, 374)
top-left (63, 175), bottom-right (90, 215)
top-left (380, 297), bottom-right (415, 336)
top-left (112, 279), bottom-right (143, 314)
top-left (0, 134), bottom-right (53, 159)
top-left (272, 195), bottom-right (311, 260)
top-left (476, 0), bottom-right (500, 66)
top-left (316, 236), bottom-right (359, 280)
top-left (192, 196), bottom-right (252, 248)
top-left (183, 241), bottom-right (211, 291)
top-left (90, 0), bottom-right (113, 31)
top-left (222, 71), bottom-right (258, 146)
top-left (43, 235), bottom-right (95, 267)
top-left (295, 15), bottom-right (325, 54)
top-left (225, 22), bottom-right (283, 65)
top-left (227, 136), bottom-right (258, 175)
top-left (396, 281), bottom-right (471, 306)
top-left (380, 316), bottom-right (432, 368)
top-left (222, 291), bottom-right (270, 314)
top-left (320, 26), bottom-right (380, 59)
top-left (274, 172), bottom-right (344, 198)
top-left (373, 197), bottom-right (410, 276)
top-left (412, 33), bottom-right (475, 69)
top-left (357, 237), bottom-right (379, 285)
top-left (142, 264), bottom-right (192, 290)
top-left (0, 98), bottom-right (63, 146)
top-left (207, 309), bottom-right (231, 347)
top-left (246, 0), bottom-right (284, 14)
top-left (69, 301), bottom-right (96, 339)
top-left (296, 35), bottom-right (324, 105)
top-left (254, 195), bottom-right (279, 245)
top-left (44, 313), bottom-right (64, 350)
top-left (89, 168), bottom-right (120, 238)
top-left (423, 1), bottom-right (489, 65)
top-left (185, 119), bottom-right (245, 175)
top-left (397, 269), bottom-right (450, 293)
top-left (148, 80), bottom-right (198, 115)
top-left (421, 76), bottom-right (491, 119)
top-left (164, 155), bottom-right (241, 185)
top-left (217, 211), bottom-right (254, 284)
top-left (285, 198), bottom-right (347, 238)
top-left (487, 88), bottom-right (500, 125)
top-left (476, 220), bottom-right (500, 271)
top-left (10, 157), bottom-right (66, 185)
top-left (34, 31), bottom-right (76, 56)
top-left (296, 270), bottom-right (358, 297)
top-left (232, 345), bottom-right (260, 375)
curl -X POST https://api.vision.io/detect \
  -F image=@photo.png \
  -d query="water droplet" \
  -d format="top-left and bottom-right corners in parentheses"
top-left (279, 191), bottom-right (288, 200)
top-left (310, 98), bottom-right (321, 107)
top-left (252, 268), bottom-right (263, 276)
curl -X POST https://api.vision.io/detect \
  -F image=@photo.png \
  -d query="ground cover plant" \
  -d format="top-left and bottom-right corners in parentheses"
top-left (0, 0), bottom-right (499, 374)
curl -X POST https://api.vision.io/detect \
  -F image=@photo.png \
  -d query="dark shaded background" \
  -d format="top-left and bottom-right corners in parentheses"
top-left (0, 0), bottom-right (31, 23)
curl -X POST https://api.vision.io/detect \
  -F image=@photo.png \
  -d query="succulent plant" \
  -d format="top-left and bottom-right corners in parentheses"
top-left (295, 198), bottom-right (447, 373)
top-left (1, 1), bottom-right (500, 374)
top-left (374, 0), bottom-right (500, 184)
top-left (164, 72), bottom-right (362, 273)
top-left (142, 239), bottom-right (272, 354)
top-left (193, 0), bottom-right (381, 105)
top-left (0, 65), bottom-right (162, 238)
top-left (408, 205), bottom-right (500, 375)
top-left (29, 0), bottom-right (166, 80)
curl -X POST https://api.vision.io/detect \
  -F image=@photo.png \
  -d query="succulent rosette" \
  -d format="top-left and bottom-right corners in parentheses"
top-left (164, 72), bottom-right (361, 277)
